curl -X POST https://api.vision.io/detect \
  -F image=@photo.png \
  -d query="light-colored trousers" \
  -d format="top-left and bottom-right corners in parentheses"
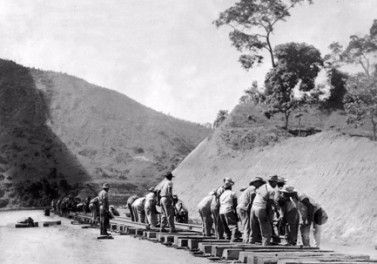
top-left (160, 197), bottom-right (175, 231)
top-left (300, 223), bottom-right (322, 247)
top-left (251, 207), bottom-right (272, 245)
top-left (199, 206), bottom-right (213, 236)
top-left (237, 207), bottom-right (250, 242)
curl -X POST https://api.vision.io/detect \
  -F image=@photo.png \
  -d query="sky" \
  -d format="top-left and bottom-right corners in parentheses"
top-left (0, 0), bottom-right (376, 124)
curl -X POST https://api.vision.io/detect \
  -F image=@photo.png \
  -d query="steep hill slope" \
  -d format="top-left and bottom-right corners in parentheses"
top-left (0, 59), bottom-right (211, 207)
top-left (174, 102), bottom-right (377, 246)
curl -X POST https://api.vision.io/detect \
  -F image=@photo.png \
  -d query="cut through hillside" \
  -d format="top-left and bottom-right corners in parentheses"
top-left (174, 102), bottom-right (377, 247)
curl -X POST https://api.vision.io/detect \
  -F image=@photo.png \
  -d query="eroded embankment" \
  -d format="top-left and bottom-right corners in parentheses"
top-left (174, 131), bottom-right (377, 246)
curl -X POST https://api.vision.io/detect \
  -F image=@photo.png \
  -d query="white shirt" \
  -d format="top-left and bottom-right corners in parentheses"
top-left (252, 183), bottom-right (277, 209)
top-left (219, 189), bottom-right (237, 214)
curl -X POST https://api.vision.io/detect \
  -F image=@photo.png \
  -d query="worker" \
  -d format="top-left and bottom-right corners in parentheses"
top-left (219, 178), bottom-right (240, 242)
top-left (84, 196), bottom-right (91, 214)
top-left (157, 171), bottom-right (175, 233)
top-left (291, 191), bottom-right (328, 247)
top-left (236, 177), bottom-right (266, 243)
top-left (98, 183), bottom-right (111, 236)
top-left (198, 191), bottom-right (214, 236)
top-left (89, 196), bottom-right (100, 225)
top-left (109, 205), bottom-right (120, 216)
top-left (211, 178), bottom-right (229, 239)
top-left (173, 195), bottom-right (189, 223)
top-left (250, 175), bottom-right (279, 245)
top-left (132, 196), bottom-right (147, 223)
top-left (145, 187), bottom-right (159, 228)
top-left (278, 186), bottom-right (300, 245)
top-left (126, 195), bottom-right (139, 221)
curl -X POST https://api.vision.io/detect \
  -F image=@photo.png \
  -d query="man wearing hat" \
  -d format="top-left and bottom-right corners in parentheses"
top-left (237, 177), bottom-right (266, 243)
top-left (219, 178), bottom-right (240, 242)
top-left (250, 175), bottom-right (279, 245)
top-left (278, 186), bottom-right (299, 245)
top-left (98, 183), bottom-right (110, 235)
top-left (290, 191), bottom-right (328, 247)
top-left (158, 171), bottom-right (176, 233)
top-left (145, 187), bottom-right (159, 228)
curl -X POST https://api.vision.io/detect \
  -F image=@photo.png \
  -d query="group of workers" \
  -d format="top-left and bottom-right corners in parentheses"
top-left (197, 175), bottom-right (328, 247)
top-left (51, 172), bottom-right (328, 245)
top-left (52, 171), bottom-right (187, 235)
top-left (126, 172), bottom-right (188, 232)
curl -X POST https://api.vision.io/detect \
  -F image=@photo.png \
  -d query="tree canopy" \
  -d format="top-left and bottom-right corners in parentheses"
top-left (327, 20), bottom-right (377, 140)
top-left (264, 42), bottom-right (323, 128)
top-left (214, 0), bottom-right (313, 70)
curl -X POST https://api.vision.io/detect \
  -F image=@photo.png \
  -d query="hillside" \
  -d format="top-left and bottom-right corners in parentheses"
top-left (174, 102), bottom-right (377, 246)
top-left (0, 59), bottom-right (211, 207)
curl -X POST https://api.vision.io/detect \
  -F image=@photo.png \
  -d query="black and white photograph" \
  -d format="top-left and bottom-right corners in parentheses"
top-left (0, 1), bottom-right (377, 263)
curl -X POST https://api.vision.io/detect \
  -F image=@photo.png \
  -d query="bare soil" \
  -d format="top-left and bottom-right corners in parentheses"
top-left (0, 210), bottom-right (208, 264)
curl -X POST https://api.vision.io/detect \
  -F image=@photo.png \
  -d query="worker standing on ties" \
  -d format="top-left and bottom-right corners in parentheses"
top-left (277, 186), bottom-right (300, 245)
top-left (236, 177), bottom-right (266, 243)
top-left (250, 175), bottom-right (279, 245)
top-left (219, 178), bottom-right (239, 242)
top-left (132, 196), bottom-right (147, 223)
top-left (126, 195), bottom-right (139, 222)
top-left (198, 191), bottom-right (215, 236)
top-left (145, 187), bottom-right (159, 228)
top-left (211, 179), bottom-right (227, 239)
top-left (98, 183), bottom-right (110, 236)
top-left (158, 171), bottom-right (176, 233)
top-left (291, 191), bottom-right (328, 247)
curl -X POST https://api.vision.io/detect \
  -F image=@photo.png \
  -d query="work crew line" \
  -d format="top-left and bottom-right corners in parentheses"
top-left (68, 212), bottom-right (375, 264)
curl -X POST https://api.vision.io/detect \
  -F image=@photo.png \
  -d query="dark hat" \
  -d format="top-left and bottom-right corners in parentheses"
top-left (250, 177), bottom-right (266, 185)
top-left (164, 171), bottom-right (174, 178)
top-left (268, 175), bottom-right (278, 182)
top-left (102, 183), bottom-right (110, 189)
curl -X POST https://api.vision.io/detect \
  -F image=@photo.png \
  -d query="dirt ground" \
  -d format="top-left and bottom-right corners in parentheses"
top-left (0, 210), bottom-right (208, 264)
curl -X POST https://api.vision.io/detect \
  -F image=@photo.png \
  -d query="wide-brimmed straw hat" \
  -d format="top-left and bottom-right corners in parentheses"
top-left (279, 186), bottom-right (297, 194)
top-left (268, 175), bottom-right (279, 182)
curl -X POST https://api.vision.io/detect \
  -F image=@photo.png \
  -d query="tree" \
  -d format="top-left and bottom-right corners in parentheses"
top-left (239, 81), bottom-right (266, 104)
top-left (213, 110), bottom-right (229, 128)
top-left (327, 20), bottom-right (377, 140)
top-left (214, 0), bottom-right (313, 70)
top-left (264, 42), bottom-right (323, 129)
top-left (324, 68), bottom-right (348, 109)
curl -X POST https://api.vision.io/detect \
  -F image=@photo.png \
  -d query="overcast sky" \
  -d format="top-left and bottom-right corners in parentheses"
top-left (0, 0), bottom-right (376, 124)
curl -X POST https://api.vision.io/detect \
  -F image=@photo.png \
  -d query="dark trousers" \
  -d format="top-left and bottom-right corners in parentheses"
top-left (220, 211), bottom-right (239, 241)
top-left (99, 207), bottom-right (109, 235)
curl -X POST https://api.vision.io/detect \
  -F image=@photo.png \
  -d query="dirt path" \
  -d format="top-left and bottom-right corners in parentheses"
top-left (0, 210), bottom-right (208, 264)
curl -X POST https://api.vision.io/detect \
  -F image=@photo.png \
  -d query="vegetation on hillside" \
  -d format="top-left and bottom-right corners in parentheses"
top-left (327, 20), bottom-right (377, 140)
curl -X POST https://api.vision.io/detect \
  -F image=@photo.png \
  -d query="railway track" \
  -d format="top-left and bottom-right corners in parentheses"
top-left (70, 213), bottom-right (376, 264)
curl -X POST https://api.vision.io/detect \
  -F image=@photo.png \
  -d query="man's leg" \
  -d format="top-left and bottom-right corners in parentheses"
top-left (313, 223), bottom-right (322, 247)
top-left (255, 208), bottom-right (272, 246)
top-left (300, 223), bottom-right (311, 246)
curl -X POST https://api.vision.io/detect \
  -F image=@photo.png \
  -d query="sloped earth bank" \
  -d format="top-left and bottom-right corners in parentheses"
top-left (174, 131), bottom-right (377, 247)
top-left (0, 210), bottom-right (208, 264)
